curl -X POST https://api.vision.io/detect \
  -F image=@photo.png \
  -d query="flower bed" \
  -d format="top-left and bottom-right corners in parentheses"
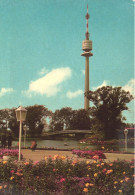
top-left (0, 149), bottom-right (23, 160)
top-left (80, 138), bottom-right (134, 147)
top-left (0, 156), bottom-right (134, 195)
top-left (72, 150), bottom-right (106, 159)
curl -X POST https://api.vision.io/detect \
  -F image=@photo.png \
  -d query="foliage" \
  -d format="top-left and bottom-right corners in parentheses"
top-left (86, 131), bottom-right (105, 141)
top-left (0, 149), bottom-right (22, 159)
top-left (80, 138), bottom-right (134, 147)
top-left (50, 107), bottom-right (91, 131)
top-left (0, 157), bottom-right (134, 195)
top-left (25, 105), bottom-right (52, 137)
top-left (8, 108), bottom-right (20, 137)
top-left (72, 150), bottom-right (106, 159)
top-left (50, 107), bottom-right (73, 131)
top-left (0, 109), bottom-right (11, 128)
top-left (70, 109), bottom-right (91, 130)
top-left (85, 86), bottom-right (134, 139)
top-left (6, 105), bottom-right (52, 137)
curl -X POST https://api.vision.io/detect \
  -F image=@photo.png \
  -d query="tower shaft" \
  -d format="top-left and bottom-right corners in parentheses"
top-left (81, 5), bottom-right (93, 110)
top-left (84, 57), bottom-right (89, 109)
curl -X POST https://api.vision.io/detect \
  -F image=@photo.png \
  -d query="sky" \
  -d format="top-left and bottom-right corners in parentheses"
top-left (0, 0), bottom-right (134, 123)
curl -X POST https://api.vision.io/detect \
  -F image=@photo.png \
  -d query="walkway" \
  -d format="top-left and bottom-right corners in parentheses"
top-left (21, 149), bottom-right (134, 162)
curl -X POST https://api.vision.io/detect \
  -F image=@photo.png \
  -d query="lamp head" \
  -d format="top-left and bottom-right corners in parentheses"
top-left (15, 106), bottom-right (27, 122)
top-left (124, 129), bottom-right (128, 135)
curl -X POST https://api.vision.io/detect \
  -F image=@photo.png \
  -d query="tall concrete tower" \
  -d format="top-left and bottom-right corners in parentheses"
top-left (81, 5), bottom-right (93, 110)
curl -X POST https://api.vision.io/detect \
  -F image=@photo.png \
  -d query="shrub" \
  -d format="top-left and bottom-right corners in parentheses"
top-left (0, 156), bottom-right (134, 195)
top-left (0, 149), bottom-right (23, 160)
top-left (72, 150), bottom-right (106, 159)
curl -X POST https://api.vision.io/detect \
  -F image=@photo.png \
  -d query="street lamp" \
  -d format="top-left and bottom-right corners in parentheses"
top-left (15, 106), bottom-right (27, 161)
top-left (124, 129), bottom-right (128, 152)
top-left (23, 125), bottom-right (28, 148)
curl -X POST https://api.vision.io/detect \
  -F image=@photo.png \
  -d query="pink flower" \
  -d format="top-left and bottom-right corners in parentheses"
top-left (16, 172), bottom-right (23, 176)
top-left (93, 155), bottom-right (99, 160)
top-left (34, 161), bottom-right (39, 165)
top-left (109, 163), bottom-right (113, 166)
top-left (102, 168), bottom-right (107, 173)
top-left (10, 170), bottom-right (15, 174)
top-left (60, 178), bottom-right (66, 183)
top-left (125, 177), bottom-right (130, 182)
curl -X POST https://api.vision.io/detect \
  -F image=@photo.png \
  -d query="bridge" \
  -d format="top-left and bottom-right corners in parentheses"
top-left (43, 130), bottom-right (94, 139)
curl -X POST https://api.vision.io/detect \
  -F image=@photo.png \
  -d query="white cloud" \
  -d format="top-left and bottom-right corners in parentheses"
top-left (0, 88), bottom-right (14, 97)
top-left (93, 79), bottom-right (135, 95)
top-left (81, 69), bottom-right (85, 75)
top-left (67, 89), bottom-right (83, 99)
top-left (122, 79), bottom-right (135, 95)
top-left (38, 67), bottom-right (48, 75)
top-left (23, 67), bottom-right (72, 97)
top-left (93, 80), bottom-right (109, 91)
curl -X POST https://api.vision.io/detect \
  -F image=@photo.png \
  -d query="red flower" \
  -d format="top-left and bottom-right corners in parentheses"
top-left (102, 168), bottom-right (107, 173)
top-left (10, 170), bottom-right (15, 174)
top-left (60, 178), bottom-right (66, 183)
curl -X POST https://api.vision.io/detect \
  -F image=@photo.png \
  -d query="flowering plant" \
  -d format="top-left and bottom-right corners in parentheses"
top-left (72, 149), bottom-right (106, 159)
top-left (80, 138), bottom-right (134, 147)
top-left (0, 149), bottom-right (23, 159)
top-left (0, 156), bottom-right (134, 195)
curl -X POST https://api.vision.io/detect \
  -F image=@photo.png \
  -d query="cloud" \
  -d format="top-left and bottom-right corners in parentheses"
top-left (122, 79), bottom-right (135, 95)
top-left (93, 80), bottom-right (109, 91)
top-left (38, 67), bottom-right (48, 75)
top-left (93, 79), bottom-right (135, 95)
top-left (81, 69), bottom-right (85, 75)
top-left (23, 67), bottom-right (72, 97)
top-left (67, 89), bottom-right (83, 99)
top-left (0, 88), bottom-right (14, 97)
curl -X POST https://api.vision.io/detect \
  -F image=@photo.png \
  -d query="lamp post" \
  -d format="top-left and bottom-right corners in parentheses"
top-left (2, 120), bottom-right (7, 136)
top-left (23, 125), bottom-right (28, 148)
top-left (124, 129), bottom-right (128, 152)
top-left (15, 106), bottom-right (27, 161)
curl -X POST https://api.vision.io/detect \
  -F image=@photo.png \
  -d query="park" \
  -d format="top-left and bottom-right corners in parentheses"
top-left (0, 0), bottom-right (134, 194)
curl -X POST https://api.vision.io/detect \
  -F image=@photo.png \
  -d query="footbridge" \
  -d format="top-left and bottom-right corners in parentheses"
top-left (43, 130), bottom-right (93, 139)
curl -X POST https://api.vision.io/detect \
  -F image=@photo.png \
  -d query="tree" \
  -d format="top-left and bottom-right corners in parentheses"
top-left (8, 108), bottom-right (19, 137)
top-left (49, 107), bottom-right (73, 131)
top-left (25, 105), bottom-right (52, 137)
top-left (49, 107), bottom-right (91, 131)
top-left (8, 105), bottom-right (52, 137)
top-left (70, 109), bottom-right (91, 130)
top-left (0, 109), bottom-right (11, 129)
top-left (85, 86), bottom-right (134, 139)
top-left (0, 108), bottom-right (17, 137)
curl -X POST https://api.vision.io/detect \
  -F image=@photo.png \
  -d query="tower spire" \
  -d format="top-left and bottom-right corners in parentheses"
top-left (85, 4), bottom-right (90, 40)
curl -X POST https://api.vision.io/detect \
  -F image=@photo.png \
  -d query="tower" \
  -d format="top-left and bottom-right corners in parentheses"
top-left (81, 5), bottom-right (93, 110)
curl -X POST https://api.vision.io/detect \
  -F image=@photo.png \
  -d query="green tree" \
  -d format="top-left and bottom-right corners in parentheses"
top-left (25, 105), bottom-right (52, 137)
top-left (8, 105), bottom-right (52, 137)
top-left (0, 109), bottom-right (10, 129)
top-left (49, 107), bottom-right (91, 131)
top-left (0, 108), bottom-right (16, 137)
top-left (86, 86), bottom-right (133, 139)
top-left (70, 109), bottom-right (91, 130)
top-left (8, 108), bottom-right (19, 137)
top-left (49, 107), bottom-right (73, 131)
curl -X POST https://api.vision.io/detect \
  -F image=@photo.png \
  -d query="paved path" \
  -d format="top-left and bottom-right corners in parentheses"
top-left (22, 149), bottom-right (134, 162)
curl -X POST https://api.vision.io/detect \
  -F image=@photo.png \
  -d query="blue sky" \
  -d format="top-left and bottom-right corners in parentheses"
top-left (0, 0), bottom-right (134, 123)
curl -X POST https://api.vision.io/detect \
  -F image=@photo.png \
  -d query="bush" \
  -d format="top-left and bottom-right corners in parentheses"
top-left (0, 149), bottom-right (22, 159)
top-left (0, 156), bottom-right (134, 194)
top-left (72, 150), bottom-right (106, 159)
